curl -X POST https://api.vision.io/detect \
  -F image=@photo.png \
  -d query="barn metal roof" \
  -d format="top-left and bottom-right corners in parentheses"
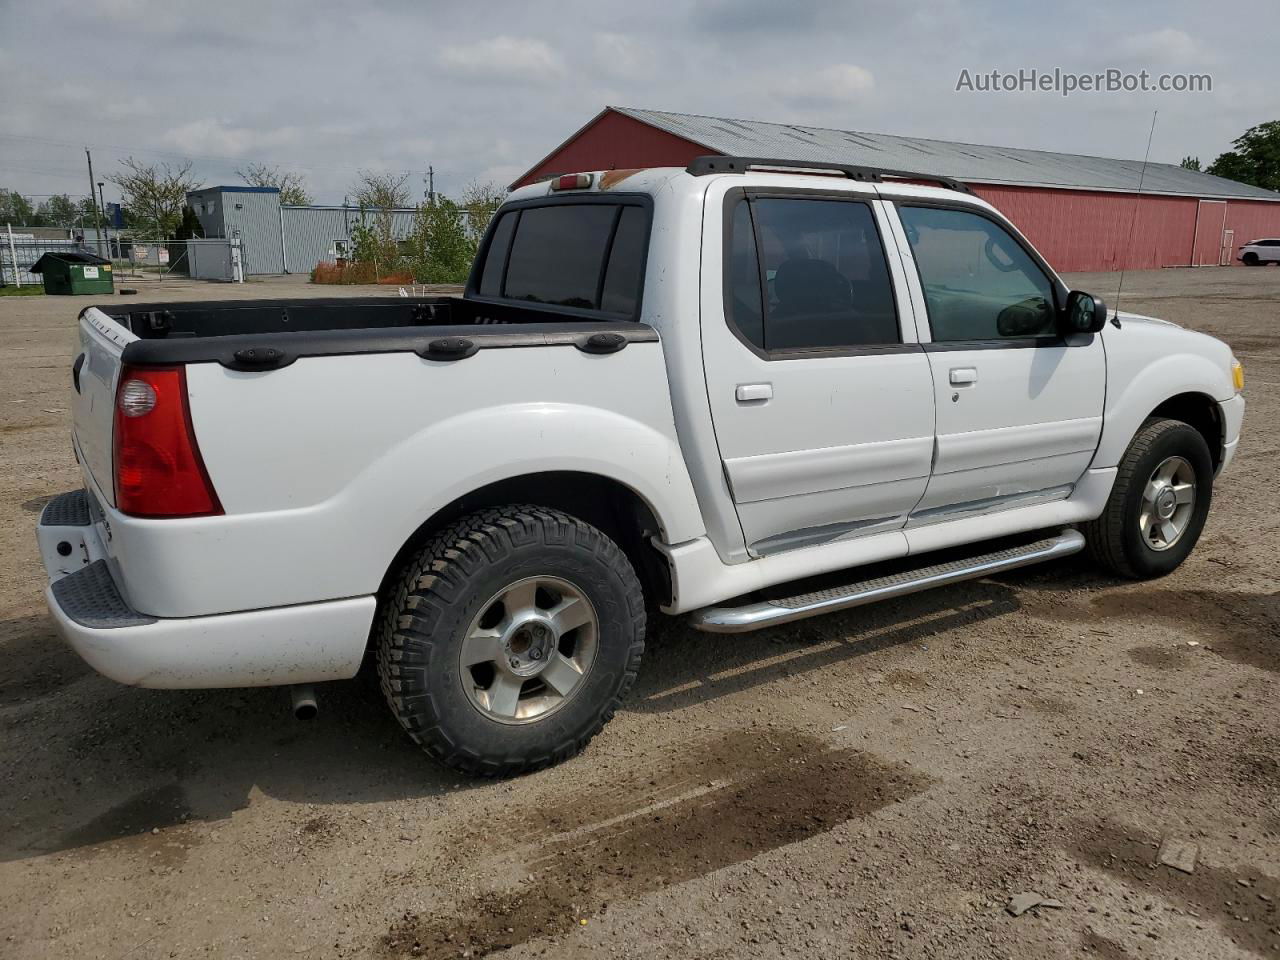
top-left (614, 107), bottom-right (1279, 203)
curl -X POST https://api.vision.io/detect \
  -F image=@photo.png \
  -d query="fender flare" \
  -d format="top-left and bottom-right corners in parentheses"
top-left (1094, 352), bottom-right (1231, 468)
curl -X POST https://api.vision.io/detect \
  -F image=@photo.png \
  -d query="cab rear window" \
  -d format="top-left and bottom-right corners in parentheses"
top-left (473, 200), bottom-right (650, 317)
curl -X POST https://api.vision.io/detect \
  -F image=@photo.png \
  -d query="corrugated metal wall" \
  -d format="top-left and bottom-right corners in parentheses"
top-left (1224, 202), bottom-right (1280, 259)
top-left (973, 186), bottom-right (1280, 271)
top-left (279, 206), bottom-right (417, 275)
top-left (971, 185), bottom-right (1198, 271)
top-left (220, 190), bottom-right (285, 275)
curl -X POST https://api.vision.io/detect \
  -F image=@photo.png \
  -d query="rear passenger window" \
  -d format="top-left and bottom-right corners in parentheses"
top-left (727, 201), bottom-right (765, 347)
top-left (600, 206), bottom-right (646, 314)
top-left (725, 196), bottom-right (900, 352)
top-left (477, 211), bottom-right (515, 297)
top-left (503, 205), bottom-right (616, 308)
top-left (474, 201), bottom-right (649, 316)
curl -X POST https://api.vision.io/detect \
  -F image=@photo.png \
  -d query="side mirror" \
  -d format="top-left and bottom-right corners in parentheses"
top-left (1062, 290), bottom-right (1107, 335)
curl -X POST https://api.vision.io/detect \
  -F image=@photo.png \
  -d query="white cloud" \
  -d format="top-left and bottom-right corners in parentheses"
top-left (815, 63), bottom-right (876, 99)
top-left (1118, 27), bottom-right (1204, 62)
top-left (439, 36), bottom-right (565, 81)
top-left (592, 33), bottom-right (653, 78)
top-left (161, 120), bottom-right (302, 158)
top-left (0, 1), bottom-right (1266, 205)
top-left (779, 63), bottom-right (876, 110)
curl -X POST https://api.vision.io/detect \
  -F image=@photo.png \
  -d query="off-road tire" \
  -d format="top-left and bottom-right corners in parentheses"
top-left (376, 505), bottom-right (645, 777)
top-left (1083, 418), bottom-right (1213, 579)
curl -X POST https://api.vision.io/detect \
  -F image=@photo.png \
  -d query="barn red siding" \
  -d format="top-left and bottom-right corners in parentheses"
top-left (970, 185), bottom-right (1280, 272)
top-left (1224, 201), bottom-right (1280, 260)
top-left (971, 185), bottom-right (1200, 272)
top-left (517, 111), bottom-right (1280, 272)
top-left (515, 111), bottom-right (709, 187)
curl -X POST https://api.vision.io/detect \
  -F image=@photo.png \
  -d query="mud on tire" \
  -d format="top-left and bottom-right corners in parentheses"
top-left (376, 505), bottom-right (645, 777)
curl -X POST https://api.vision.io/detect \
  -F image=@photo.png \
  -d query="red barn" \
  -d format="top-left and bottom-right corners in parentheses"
top-left (513, 107), bottom-right (1280, 273)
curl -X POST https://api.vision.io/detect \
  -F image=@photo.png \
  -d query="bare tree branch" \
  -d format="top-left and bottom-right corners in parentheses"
top-left (237, 162), bottom-right (312, 206)
top-left (109, 158), bottom-right (199, 238)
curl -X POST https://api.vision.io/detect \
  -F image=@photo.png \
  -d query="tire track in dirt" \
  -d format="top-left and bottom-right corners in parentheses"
top-left (380, 731), bottom-right (933, 958)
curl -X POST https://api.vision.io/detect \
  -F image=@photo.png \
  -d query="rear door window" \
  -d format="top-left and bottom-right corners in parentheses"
top-left (476, 201), bottom-right (650, 316)
top-left (725, 196), bottom-right (900, 352)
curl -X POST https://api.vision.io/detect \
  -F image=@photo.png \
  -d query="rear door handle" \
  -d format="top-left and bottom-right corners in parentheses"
top-left (735, 383), bottom-right (773, 402)
top-left (949, 367), bottom-right (978, 386)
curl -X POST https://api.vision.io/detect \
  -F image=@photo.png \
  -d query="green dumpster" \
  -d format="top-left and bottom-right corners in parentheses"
top-left (29, 251), bottom-right (114, 295)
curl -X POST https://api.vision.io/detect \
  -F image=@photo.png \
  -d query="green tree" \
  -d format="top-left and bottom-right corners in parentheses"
top-left (0, 189), bottom-right (35, 227)
top-left (110, 157), bottom-right (201, 238)
top-left (460, 180), bottom-right (507, 244)
top-left (236, 162), bottom-right (313, 206)
top-left (351, 170), bottom-right (411, 262)
top-left (1207, 121), bottom-right (1280, 191)
top-left (77, 196), bottom-right (102, 224)
top-left (34, 194), bottom-right (82, 227)
top-left (408, 197), bottom-right (475, 283)
top-left (349, 216), bottom-right (399, 275)
top-left (1179, 156), bottom-right (1200, 171)
top-left (174, 205), bottom-right (205, 240)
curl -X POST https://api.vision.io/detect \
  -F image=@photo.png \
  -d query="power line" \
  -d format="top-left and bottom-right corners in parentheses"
top-left (0, 132), bottom-right (462, 179)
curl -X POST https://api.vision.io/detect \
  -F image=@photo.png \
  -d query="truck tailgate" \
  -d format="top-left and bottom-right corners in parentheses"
top-left (73, 307), bottom-right (135, 507)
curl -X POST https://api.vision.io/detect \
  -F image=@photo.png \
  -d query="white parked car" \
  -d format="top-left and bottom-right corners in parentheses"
top-left (1238, 238), bottom-right (1280, 266)
top-left (38, 158), bottom-right (1246, 776)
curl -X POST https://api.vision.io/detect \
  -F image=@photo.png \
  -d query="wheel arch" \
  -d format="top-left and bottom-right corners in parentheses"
top-left (1148, 392), bottom-right (1224, 471)
top-left (378, 471), bottom-right (674, 611)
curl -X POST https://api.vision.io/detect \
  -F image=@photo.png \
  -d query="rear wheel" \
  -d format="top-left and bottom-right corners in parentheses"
top-left (376, 505), bottom-right (645, 777)
top-left (1084, 418), bottom-right (1213, 579)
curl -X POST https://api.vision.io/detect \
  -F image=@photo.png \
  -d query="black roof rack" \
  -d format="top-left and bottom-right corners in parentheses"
top-left (685, 155), bottom-right (972, 194)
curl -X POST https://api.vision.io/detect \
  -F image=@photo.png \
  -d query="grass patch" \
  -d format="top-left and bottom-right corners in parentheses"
top-left (0, 285), bottom-right (44, 297)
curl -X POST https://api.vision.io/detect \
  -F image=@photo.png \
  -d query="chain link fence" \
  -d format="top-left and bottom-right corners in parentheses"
top-left (2, 237), bottom-right (242, 286)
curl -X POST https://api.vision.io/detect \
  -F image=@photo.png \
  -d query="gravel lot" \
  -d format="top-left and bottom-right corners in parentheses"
top-left (1, 269), bottom-right (1276, 960)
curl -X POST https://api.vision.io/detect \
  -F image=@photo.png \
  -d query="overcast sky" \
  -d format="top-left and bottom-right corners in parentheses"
top-left (1, 0), bottom-right (1273, 206)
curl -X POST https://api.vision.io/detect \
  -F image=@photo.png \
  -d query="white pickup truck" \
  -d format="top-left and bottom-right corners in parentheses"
top-left (38, 157), bottom-right (1245, 776)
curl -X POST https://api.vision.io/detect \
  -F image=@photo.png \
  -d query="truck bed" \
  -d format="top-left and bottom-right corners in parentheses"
top-left (87, 296), bottom-right (657, 371)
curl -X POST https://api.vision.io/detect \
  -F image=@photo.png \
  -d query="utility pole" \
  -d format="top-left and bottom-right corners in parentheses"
top-left (426, 166), bottom-right (435, 206)
top-left (85, 148), bottom-right (106, 257)
top-left (97, 181), bottom-right (109, 256)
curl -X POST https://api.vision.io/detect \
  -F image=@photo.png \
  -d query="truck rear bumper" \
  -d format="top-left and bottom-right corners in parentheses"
top-left (39, 491), bottom-right (375, 689)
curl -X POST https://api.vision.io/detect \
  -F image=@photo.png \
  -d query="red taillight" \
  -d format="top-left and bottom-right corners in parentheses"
top-left (112, 365), bottom-right (222, 518)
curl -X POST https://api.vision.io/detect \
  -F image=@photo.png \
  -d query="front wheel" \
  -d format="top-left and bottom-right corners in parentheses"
top-left (376, 505), bottom-right (645, 777)
top-left (1242, 252), bottom-right (1260, 266)
top-left (1083, 418), bottom-right (1213, 579)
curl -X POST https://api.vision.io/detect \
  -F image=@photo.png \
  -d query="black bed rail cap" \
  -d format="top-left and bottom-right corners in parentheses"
top-left (685, 155), bottom-right (972, 194)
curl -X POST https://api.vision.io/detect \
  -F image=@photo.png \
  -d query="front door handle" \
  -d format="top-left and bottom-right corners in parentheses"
top-left (735, 383), bottom-right (773, 402)
top-left (949, 367), bottom-right (978, 386)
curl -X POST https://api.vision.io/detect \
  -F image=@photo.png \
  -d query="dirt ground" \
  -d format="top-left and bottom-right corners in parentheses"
top-left (0, 269), bottom-right (1276, 960)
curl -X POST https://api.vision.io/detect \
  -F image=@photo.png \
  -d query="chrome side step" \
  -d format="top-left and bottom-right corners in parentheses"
top-left (688, 529), bottom-right (1085, 634)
